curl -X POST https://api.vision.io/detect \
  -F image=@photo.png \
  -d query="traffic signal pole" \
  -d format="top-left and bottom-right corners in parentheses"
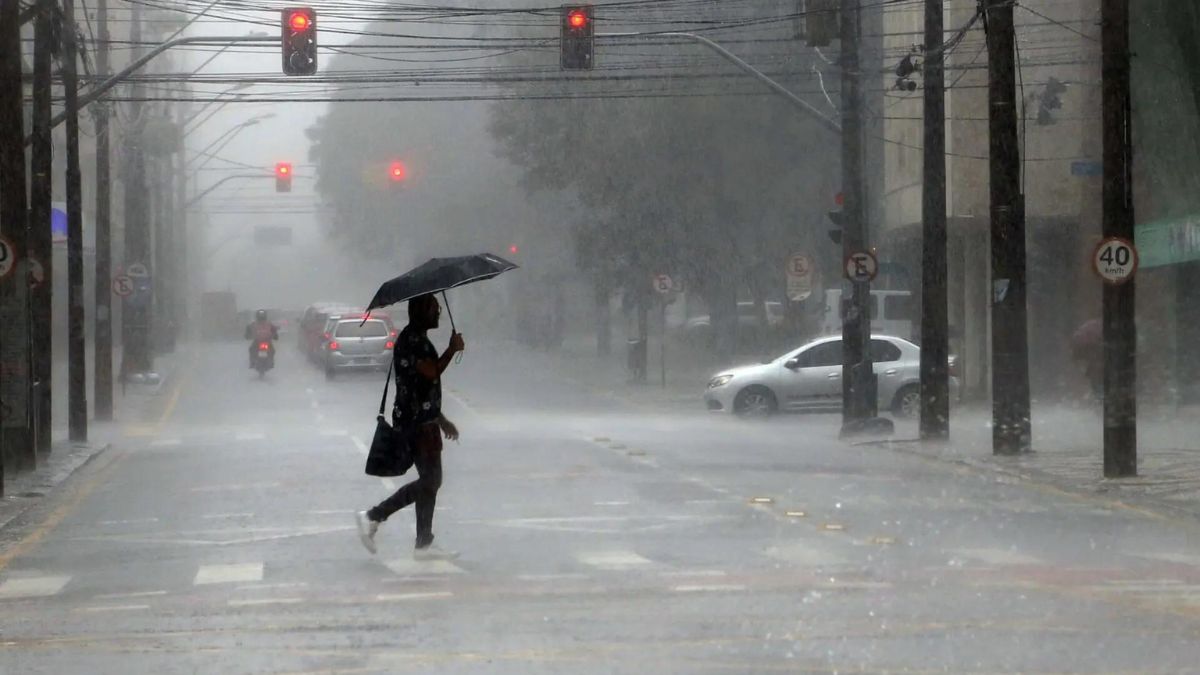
top-left (63, 0), bottom-right (87, 442)
top-left (29, 0), bottom-right (54, 453)
top-left (94, 0), bottom-right (114, 421)
top-left (1100, 0), bottom-right (1136, 477)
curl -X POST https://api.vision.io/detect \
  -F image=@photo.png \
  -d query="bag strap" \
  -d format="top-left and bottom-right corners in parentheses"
top-left (378, 358), bottom-right (393, 418)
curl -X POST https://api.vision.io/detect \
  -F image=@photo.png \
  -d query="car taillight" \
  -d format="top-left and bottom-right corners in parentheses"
top-left (258, 342), bottom-right (270, 350)
top-left (329, 341), bottom-right (339, 351)
top-left (385, 341), bottom-right (395, 350)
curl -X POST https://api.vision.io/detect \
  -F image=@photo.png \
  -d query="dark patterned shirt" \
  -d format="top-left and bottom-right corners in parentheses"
top-left (392, 325), bottom-right (441, 426)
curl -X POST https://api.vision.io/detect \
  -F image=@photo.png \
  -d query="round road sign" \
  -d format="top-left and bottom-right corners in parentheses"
top-left (653, 274), bottom-right (674, 295)
top-left (112, 274), bottom-right (134, 297)
top-left (1092, 237), bottom-right (1138, 285)
top-left (0, 235), bottom-right (15, 281)
top-left (843, 250), bottom-right (879, 283)
top-left (125, 262), bottom-right (150, 279)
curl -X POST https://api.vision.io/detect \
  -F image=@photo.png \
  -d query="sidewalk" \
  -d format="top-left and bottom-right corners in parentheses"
top-left (534, 334), bottom-right (1200, 521)
top-left (1, 347), bottom-right (186, 532)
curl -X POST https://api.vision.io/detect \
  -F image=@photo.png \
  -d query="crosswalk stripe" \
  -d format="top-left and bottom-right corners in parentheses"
top-left (149, 439), bottom-right (182, 447)
top-left (228, 597), bottom-right (303, 607)
top-left (194, 563), bottom-right (264, 586)
top-left (384, 558), bottom-right (466, 576)
top-left (76, 604), bottom-right (150, 612)
top-left (578, 551), bottom-right (653, 570)
top-left (951, 548), bottom-right (1043, 566)
top-left (0, 575), bottom-right (72, 599)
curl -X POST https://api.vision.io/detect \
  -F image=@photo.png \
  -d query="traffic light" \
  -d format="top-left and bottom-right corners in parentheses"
top-left (827, 191), bottom-right (844, 244)
top-left (281, 7), bottom-right (317, 76)
top-left (560, 5), bottom-right (594, 71)
top-left (275, 162), bottom-right (293, 192)
top-left (388, 160), bottom-right (407, 183)
top-left (509, 244), bottom-right (520, 255)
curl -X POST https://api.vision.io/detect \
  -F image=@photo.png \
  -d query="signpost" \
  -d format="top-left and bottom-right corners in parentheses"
top-left (1093, 237), bottom-right (1138, 285)
top-left (843, 250), bottom-right (878, 283)
top-left (653, 274), bottom-right (677, 389)
top-left (112, 273), bottom-right (133, 298)
top-left (786, 253), bottom-right (814, 302)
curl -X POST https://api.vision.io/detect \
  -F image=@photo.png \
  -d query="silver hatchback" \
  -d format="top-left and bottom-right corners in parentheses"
top-left (321, 317), bottom-right (395, 379)
top-left (703, 335), bottom-right (959, 418)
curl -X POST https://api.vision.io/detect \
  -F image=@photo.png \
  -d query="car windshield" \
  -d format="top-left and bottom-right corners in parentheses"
top-left (7, 4), bottom-right (1192, 672)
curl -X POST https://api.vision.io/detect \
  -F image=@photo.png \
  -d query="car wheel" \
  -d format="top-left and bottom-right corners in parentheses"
top-left (734, 386), bottom-right (777, 419)
top-left (892, 384), bottom-right (921, 418)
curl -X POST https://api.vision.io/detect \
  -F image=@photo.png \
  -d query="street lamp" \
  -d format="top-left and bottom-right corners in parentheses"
top-left (187, 113), bottom-right (275, 170)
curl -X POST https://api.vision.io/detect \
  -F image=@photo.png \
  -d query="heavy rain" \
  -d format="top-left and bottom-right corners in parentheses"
top-left (0, 0), bottom-right (1199, 672)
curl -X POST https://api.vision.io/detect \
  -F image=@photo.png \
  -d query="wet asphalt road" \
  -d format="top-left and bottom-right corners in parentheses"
top-left (2, 338), bottom-right (1199, 674)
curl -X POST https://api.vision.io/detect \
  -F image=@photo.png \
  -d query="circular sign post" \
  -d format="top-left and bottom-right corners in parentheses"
top-left (0, 235), bottom-right (15, 281)
top-left (653, 274), bottom-right (674, 295)
top-left (786, 253), bottom-right (814, 302)
top-left (1092, 237), bottom-right (1138, 285)
top-left (843, 250), bottom-right (879, 283)
top-left (112, 274), bottom-right (134, 298)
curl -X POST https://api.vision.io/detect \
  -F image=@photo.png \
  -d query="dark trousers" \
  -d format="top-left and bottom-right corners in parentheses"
top-left (368, 423), bottom-right (443, 548)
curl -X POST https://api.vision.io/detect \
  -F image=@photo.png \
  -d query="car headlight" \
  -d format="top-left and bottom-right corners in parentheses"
top-left (708, 374), bottom-right (734, 389)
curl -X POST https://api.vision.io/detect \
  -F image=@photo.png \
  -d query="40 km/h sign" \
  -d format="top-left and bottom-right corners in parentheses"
top-left (1093, 237), bottom-right (1138, 285)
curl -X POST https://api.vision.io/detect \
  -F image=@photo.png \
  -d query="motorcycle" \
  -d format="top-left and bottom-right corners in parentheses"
top-left (253, 341), bottom-right (274, 377)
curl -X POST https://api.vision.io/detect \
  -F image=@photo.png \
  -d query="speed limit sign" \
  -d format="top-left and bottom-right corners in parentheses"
top-left (1093, 237), bottom-right (1138, 285)
top-left (0, 235), bottom-right (14, 281)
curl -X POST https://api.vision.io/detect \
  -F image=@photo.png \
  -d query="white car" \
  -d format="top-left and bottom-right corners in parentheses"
top-left (703, 334), bottom-right (959, 418)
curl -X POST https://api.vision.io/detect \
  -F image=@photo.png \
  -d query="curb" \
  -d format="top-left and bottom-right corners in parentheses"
top-left (860, 438), bottom-right (1200, 525)
top-left (0, 442), bottom-right (112, 533)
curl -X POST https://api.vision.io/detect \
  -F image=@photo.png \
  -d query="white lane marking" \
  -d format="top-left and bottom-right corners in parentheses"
top-left (951, 548), bottom-right (1043, 566)
top-left (194, 563), bottom-right (264, 586)
top-left (517, 573), bottom-right (590, 582)
top-left (149, 439), bottom-right (182, 447)
top-left (97, 518), bottom-right (160, 526)
top-left (384, 559), bottom-right (466, 576)
top-left (229, 597), bottom-right (304, 607)
top-left (75, 604), bottom-right (151, 612)
top-left (350, 436), bottom-right (368, 456)
top-left (93, 590), bottom-right (168, 600)
top-left (191, 482), bottom-right (281, 493)
top-left (594, 501), bottom-right (629, 507)
top-left (318, 430), bottom-right (349, 438)
top-left (202, 512), bottom-right (254, 520)
top-left (0, 575), bottom-right (72, 599)
top-left (672, 584), bottom-right (748, 593)
top-left (579, 551), bottom-right (653, 570)
top-left (375, 591), bottom-right (454, 602)
top-left (236, 582), bottom-right (309, 591)
top-left (234, 432), bottom-right (266, 442)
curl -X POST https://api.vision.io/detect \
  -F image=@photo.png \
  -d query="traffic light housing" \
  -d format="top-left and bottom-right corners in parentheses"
top-left (282, 7), bottom-right (317, 75)
top-left (275, 162), bottom-right (293, 192)
top-left (560, 5), bottom-right (594, 70)
top-left (827, 191), bottom-right (845, 244)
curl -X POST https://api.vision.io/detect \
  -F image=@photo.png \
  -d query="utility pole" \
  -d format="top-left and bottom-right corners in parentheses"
top-left (919, 0), bottom-right (950, 439)
top-left (984, 0), bottom-right (1031, 455)
top-left (0, 0), bottom-right (36, 475)
top-left (839, 0), bottom-right (879, 433)
top-left (1101, 0), bottom-right (1136, 477)
top-left (63, 0), bottom-right (87, 442)
top-left (29, 0), bottom-right (55, 453)
top-left (93, 0), bottom-right (114, 421)
top-left (123, 0), bottom-right (153, 379)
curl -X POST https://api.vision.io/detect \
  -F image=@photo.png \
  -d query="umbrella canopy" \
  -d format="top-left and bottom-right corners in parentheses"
top-left (365, 253), bottom-right (519, 330)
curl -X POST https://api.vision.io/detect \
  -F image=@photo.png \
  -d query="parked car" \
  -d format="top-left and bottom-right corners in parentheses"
top-left (683, 301), bottom-right (784, 344)
top-left (820, 290), bottom-right (914, 340)
top-left (319, 314), bottom-right (396, 379)
top-left (299, 302), bottom-right (362, 360)
top-left (703, 334), bottom-right (959, 418)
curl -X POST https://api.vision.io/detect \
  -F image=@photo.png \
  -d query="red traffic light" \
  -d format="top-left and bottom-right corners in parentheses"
top-left (288, 11), bottom-right (311, 32)
top-left (509, 245), bottom-right (519, 255)
top-left (567, 10), bottom-right (587, 29)
top-left (276, 162), bottom-right (292, 176)
top-left (388, 161), bottom-right (407, 182)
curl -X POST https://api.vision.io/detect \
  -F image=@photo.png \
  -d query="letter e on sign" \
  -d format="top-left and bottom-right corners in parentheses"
top-left (1092, 237), bottom-right (1138, 285)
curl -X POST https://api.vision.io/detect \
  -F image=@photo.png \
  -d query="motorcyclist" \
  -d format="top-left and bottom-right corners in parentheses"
top-left (245, 309), bottom-right (280, 368)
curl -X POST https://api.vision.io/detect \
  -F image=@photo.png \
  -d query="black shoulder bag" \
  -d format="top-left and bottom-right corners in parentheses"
top-left (364, 360), bottom-right (414, 477)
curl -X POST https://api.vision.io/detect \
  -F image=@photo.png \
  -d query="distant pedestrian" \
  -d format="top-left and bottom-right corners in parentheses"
top-left (356, 294), bottom-right (465, 560)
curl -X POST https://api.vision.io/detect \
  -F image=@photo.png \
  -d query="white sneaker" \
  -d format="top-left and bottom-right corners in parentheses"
top-left (413, 544), bottom-right (459, 561)
top-left (355, 511), bottom-right (379, 555)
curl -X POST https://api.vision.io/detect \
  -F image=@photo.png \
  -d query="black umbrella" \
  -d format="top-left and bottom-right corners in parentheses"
top-left (364, 253), bottom-right (519, 332)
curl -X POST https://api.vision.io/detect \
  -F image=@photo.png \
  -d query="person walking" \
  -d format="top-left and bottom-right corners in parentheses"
top-left (356, 293), bottom-right (464, 559)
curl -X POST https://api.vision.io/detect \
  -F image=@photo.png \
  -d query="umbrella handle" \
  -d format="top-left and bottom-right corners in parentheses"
top-left (442, 291), bottom-right (464, 363)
